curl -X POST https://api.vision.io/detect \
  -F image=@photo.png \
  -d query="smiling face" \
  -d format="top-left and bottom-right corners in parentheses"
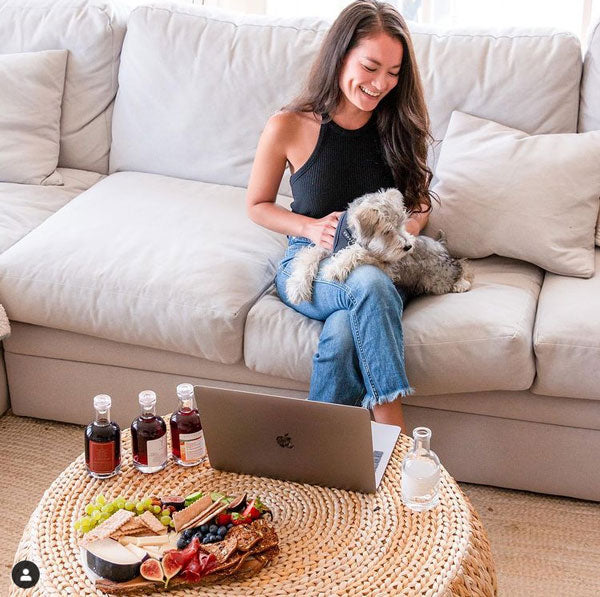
top-left (337, 31), bottom-right (404, 118)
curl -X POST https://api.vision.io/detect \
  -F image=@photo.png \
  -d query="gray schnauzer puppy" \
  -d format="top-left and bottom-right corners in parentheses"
top-left (285, 188), bottom-right (472, 305)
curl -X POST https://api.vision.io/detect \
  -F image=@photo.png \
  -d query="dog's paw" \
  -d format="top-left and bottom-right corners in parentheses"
top-left (451, 276), bottom-right (472, 293)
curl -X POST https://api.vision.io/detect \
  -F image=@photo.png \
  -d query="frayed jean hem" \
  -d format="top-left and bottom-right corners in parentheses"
top-left (361, 386), bottom-right (415, 410)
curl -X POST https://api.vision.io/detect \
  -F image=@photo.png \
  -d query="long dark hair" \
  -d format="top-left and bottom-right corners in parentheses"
top-left (285, 0), bottom-right (436, 214)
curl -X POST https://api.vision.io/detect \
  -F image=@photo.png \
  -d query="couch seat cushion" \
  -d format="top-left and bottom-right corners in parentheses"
top-left (531, 248), bottom-right (600, 400)
top-left (0, 168), bottom-right (105, 254)
top-left (0, 172), bottom-right (287, 363)
top-left (245, 256), bottom-right (543, 395)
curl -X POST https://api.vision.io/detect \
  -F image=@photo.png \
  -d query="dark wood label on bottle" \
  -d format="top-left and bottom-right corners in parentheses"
top-left (89, 440), bottom-right (116, 473)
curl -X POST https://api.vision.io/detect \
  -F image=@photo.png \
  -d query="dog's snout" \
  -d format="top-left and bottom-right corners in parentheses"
top-left (404, 244), bottom-right (412, 252)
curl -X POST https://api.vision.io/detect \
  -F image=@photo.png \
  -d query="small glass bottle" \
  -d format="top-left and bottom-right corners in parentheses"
top-left (169, 383), bottom-right (206, 467)
top-left (131, 390), bottom-right (168, 473)
top-left (401, 427), bottom-right (441, 512)
top-left (85, 394), bottom-right (121, 479)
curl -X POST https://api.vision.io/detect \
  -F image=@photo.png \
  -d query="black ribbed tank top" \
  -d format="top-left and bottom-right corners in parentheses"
top-left (289, 114), bottom-right (395, 219)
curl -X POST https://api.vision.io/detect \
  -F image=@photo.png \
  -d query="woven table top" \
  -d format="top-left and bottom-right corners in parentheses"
top-left (11, 424), bottom-right (497, 596)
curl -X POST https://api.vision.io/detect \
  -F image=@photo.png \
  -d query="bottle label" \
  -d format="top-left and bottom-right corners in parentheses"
top-left (146, 434), bottom-right (168, 467)
top-left (89, 440), bottom-right (117, 474)
top-left (179, 429), bottom-right (206, 463)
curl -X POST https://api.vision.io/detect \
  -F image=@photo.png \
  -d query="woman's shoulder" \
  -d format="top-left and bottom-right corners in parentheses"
top-left (265, 110), bottom-right (321, 140)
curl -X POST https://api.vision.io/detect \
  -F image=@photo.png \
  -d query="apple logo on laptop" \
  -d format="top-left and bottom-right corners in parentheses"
top-left (276, 433), bottom-right (294, 449)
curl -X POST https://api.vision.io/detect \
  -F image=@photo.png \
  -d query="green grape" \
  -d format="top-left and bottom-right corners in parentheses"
top-left (135, 502), bottom-right (145, 513)
top-left (115, 497), bottom-right (126, 509)
top-left (101, 504), bottom-right (112, 514)
top-left (161, 509), bottom-right (171, 517)
top-left (125, 501), bottom-right (135, 511)
top-left (99, 513), bottom-right (110, 522)
top-left (80, 517), bottom-right (92, 532)
top-left (160, 515), bottom-right (171, 526)
top-left (92, 510), bottom-right (102, 521)
top-left (74, 520), bottom-right (81, 531)
top-left (85, 503), bottom-right (96, 515)
top-left (96, 494), bottom-right (106, 506)
top-left (169, 519), bottom-right (175, 528)
top-left (152, 505), bottom-right (161, 514)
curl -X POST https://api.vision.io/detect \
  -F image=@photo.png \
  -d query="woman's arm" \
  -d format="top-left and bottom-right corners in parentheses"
top-left (246, 113), bottom-right (341, 250)
top-left (405, 203), bottom-right (430, 236)
top-left (246, 113), bottom-right (308, 236)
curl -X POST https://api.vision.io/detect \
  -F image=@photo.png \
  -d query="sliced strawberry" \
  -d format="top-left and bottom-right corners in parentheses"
top-left (242, 498), bottom-right (263, 520)
top-left (215, 512), bottom-right (232, 526)
top-left (231, 512), bottom-right (252, 525)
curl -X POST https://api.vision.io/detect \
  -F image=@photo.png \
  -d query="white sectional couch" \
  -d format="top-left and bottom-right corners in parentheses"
top-left (0, 0), bottom-right (599, 500)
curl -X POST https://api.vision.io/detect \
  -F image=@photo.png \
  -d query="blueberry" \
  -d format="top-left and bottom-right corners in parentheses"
top-left (209, 525), bottom-right (218, 534)
top-left (182, 528), bottom-right (194, 539)
top-left (214, 535), bottom-right (223, 542)
top-left (177, 535), bottom-right (190, 549)
top-left (200, 524), bottom-right (209, 533)
top-left (217, 526), bottom-right (227, 536)
top-left (202, 536), bottom-right (211, 544)
top-left (226, 523), bottom-right (233, 529)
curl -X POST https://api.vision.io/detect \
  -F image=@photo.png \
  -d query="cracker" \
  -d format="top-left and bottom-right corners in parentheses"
top-left (226, 524), bottom-right (261, 551)
top-left (198, 535), bottom-right (238, 564)
top-left (173, 495), bottom-right (212, 532)
top-left (80, 509), bottom-right (135, 547)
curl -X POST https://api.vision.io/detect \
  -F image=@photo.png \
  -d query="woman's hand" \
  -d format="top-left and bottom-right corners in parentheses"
top-left (302, 211), bottom-right (343, 250)
top-left (404, 218), bottom-right (421, 237)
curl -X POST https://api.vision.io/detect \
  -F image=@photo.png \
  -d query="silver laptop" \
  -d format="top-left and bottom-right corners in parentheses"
top-left (194, 386), bottom-right (400, 493)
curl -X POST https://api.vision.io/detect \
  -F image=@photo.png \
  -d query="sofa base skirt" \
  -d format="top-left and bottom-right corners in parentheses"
top-left (5, 348), bottom-right (599, 501)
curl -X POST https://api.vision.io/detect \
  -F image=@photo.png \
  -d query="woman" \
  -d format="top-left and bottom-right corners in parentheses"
top-left (246, 0), bottom-right (436, 431)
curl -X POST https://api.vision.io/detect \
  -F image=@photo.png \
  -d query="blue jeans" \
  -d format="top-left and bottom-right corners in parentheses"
top-left (275, 236), bottom-right (414, 409)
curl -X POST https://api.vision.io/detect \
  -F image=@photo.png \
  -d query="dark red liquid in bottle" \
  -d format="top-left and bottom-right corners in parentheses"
top-left (85, 422), bottom-right (121, 478)
top-left (131, 416), bottom-right (167, 467)
top-left (170, 408), bottom-right (203, 461)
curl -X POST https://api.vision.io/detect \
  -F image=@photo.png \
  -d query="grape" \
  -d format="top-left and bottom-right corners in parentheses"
top-left (169, 519), bottom-right (175, 528)
top-left (92, 510), bottom-right (102, 521)
top-left (96, 494), bottom-right (106, 506)
top-left (74, 520), bottom-right (82, 531)
top-left (141, 497), bottom-right (152, 508)
top-left (161, 509), bottom-right (171, 517)
top-left (135, 503), bottom-right (145, 513)
top-left (99, 513), bottom-right (110, 522)
top-left (85, 504), bottom-right (96, 515)
top-left (101, 504), bottom-right (112, 514)
top-left (125, 502), bottom-right (135, 511)
top-left (160, 515), bottom-right (171, 526)
top-left (115, 497), bottom-right (126, 509)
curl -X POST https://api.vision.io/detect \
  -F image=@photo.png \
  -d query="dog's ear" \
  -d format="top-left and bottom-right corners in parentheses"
top-left (357, 207), bottom-right (380, 240)
top-left (383, 188), bottom-right (405, 207)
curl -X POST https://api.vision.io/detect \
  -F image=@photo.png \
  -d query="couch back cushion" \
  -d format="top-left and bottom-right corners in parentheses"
top-left (0, 0), bottom-right (128, 174)
top-left (109, 4), bottom-right (329, 196)
top-left (580, 19), bottom-right (600, 133)
top-left (110, 4), bottom-right (582, 195)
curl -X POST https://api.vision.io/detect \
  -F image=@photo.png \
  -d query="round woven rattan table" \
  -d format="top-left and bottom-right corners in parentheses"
top-left (12, 425), bottom-right (497, 596)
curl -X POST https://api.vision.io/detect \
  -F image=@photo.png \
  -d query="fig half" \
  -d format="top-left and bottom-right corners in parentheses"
top-left (140, 558), bottom-right (164, 583)
top-left (162, 551), bottom-right (183, 588)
